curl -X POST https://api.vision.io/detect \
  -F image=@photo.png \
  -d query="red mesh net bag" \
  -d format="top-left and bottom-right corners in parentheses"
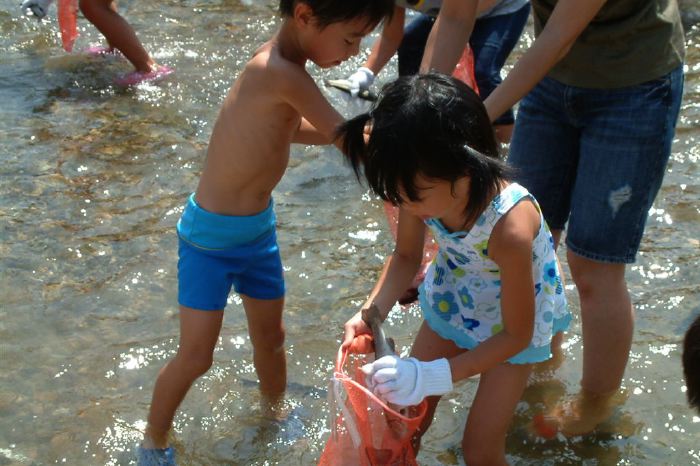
top-left (452, 45), bottom-right (479, 94)
top-left (318, 340), bottom-right (427, 466)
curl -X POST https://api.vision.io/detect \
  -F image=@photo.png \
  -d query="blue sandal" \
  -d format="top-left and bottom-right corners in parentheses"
top-left (136, 445), bottom-right (176, 466)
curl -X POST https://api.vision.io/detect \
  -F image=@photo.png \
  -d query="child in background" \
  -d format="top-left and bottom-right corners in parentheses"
top-left (78, 0), bottom-right (172, 85)
top-left (20, 0), bottom-right (171, 85)
top-left (136, 0), bottom-right (393, 464)
top-left (340, 73), bottom-right (570, 464)
top-left (683, 314), bottom-right (700, 413)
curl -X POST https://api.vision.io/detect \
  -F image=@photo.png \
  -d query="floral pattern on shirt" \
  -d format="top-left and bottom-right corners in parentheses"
top-left (421, 183), bottom-right (570, 349)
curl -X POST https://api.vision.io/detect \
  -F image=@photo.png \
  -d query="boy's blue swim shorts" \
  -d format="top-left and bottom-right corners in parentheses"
top-left (176, 194), bottom-right (285, 310)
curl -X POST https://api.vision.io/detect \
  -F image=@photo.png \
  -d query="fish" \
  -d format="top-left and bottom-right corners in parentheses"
top-left (361, 304), bottom-right (396, 358)
top-left (361, 304), bottom-right (411, 463)
top-left (324, 78), bottom-right (377, 102)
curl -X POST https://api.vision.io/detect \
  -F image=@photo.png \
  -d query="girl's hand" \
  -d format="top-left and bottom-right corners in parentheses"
top-left (341, 310), bottom-right (372, 352)
top-left (361, 356), bottom-right (453, 407)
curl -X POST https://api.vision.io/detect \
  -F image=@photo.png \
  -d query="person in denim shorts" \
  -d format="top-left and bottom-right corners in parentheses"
top-left (483, 0), bottom-right (685, 436)
top-left (395, 0), bottom-right (530, 143)
top-left (343, 0), bottom-right (530, 143)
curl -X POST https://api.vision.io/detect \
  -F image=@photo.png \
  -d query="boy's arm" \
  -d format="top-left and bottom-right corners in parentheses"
top-left (277, 63), bottom-right (345, 148)
top-left (483, 0), bottom-right (607, 122)
top-left (447, 201), bottom-right (539, 381)
top-left (294, 117), bottom-right (333, 145)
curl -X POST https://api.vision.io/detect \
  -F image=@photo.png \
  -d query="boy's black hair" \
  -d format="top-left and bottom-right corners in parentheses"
top-left (683, 313), bottom-right (700, 412)
top-left (338, 73), bottom-right (511, 229)
top-left (279, 0), bottom-right (394, 29)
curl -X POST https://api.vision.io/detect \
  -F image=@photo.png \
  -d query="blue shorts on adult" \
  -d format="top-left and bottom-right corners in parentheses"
top-left (177, 194), bottom-right (285, 310)
top-left (508, 65), bottom-right (684, 263)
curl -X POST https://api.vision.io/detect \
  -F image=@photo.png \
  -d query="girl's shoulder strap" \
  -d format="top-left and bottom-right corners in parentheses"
top-left (475, 183), bottom-right (533, 231)
top-left (491, 183), bottom-right (532, 215)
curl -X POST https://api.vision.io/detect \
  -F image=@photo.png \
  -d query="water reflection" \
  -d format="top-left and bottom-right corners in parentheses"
top-left (0, 0), bottom-right (699, 464)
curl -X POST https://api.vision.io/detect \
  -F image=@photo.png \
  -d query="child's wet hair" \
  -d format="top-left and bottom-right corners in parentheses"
top-left (279, 0), bottom-right (394, 29)
top-left (683, 314), bottom-right (700, 412)
top-left (338, 73), bottom-right (511, 228)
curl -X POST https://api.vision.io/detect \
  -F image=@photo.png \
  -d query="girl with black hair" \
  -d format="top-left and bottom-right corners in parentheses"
top-left (340, 73), bottom-right (570, 463)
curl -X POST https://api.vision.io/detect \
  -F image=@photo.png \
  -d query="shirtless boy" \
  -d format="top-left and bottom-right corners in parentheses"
top-left (137, 1), bottom-right (393, 464)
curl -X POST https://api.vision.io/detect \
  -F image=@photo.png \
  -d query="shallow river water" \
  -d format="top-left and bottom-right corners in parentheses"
top-left (0, 1), bottom-right (699, 464)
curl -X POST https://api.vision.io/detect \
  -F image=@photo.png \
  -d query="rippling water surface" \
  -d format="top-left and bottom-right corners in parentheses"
top-left (0, 1), bottom-right (699, 464)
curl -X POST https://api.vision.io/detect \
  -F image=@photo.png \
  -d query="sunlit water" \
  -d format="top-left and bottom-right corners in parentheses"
top-left (0, 1), bottom-right (698, 464)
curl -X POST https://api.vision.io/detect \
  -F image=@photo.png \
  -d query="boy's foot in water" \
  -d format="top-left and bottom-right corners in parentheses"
top-left (136, 445), bottom-right (176, 466)
top-left (533, 388), bottom-right (627, 438)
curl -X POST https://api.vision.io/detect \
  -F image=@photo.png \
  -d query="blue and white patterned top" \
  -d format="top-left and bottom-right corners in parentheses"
top-left (419, 183), bottom-right (570, 364)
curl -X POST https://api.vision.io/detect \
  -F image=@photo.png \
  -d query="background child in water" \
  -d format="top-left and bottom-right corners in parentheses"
top-left (340, 73), bottom-right (570, 464)
top-left (79, 0), bottom-right (171, 84)
top-left (137, 0), bottom-right (393, 464)
top-left (21, 0), bottom-right (171, 84)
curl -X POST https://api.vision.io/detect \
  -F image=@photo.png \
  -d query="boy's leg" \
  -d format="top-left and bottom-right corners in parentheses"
top-left (409, 321), bottom-right (467, 451)
top-left (78, 0), bottom-right (154, 72)
top-left (144, 306), bottom-right (223, 448)
top-left (462, 362), bottom-right (532, 465)
top-left (242, 295), bottom-right (286, 399)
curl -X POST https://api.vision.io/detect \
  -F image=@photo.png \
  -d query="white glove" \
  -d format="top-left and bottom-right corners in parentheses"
top-left (361, 355), bottom-right (453, 407)
top-left (21, 0), bottom-right (54, 18)
top-left (347, 67), bottom-right (374, 97)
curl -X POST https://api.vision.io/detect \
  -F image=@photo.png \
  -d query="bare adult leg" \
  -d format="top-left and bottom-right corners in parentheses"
top-left (544, 251), bottom-right (631, 435)
top-left (144, 306), bottom-right (224, 448)
top-left (571, 252), bottom-right (632, 393)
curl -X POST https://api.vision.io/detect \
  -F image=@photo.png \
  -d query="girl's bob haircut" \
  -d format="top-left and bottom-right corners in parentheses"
top-left (338, 73), bottom-right (511, 229)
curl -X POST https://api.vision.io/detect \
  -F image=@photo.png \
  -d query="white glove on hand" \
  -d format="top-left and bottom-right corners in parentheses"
top-left (347, 67), bottom-right (374, 97)
top-left (361, 355), bottom-right (453, 407)
top-left (21, 0), bottom-right (54, 18)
